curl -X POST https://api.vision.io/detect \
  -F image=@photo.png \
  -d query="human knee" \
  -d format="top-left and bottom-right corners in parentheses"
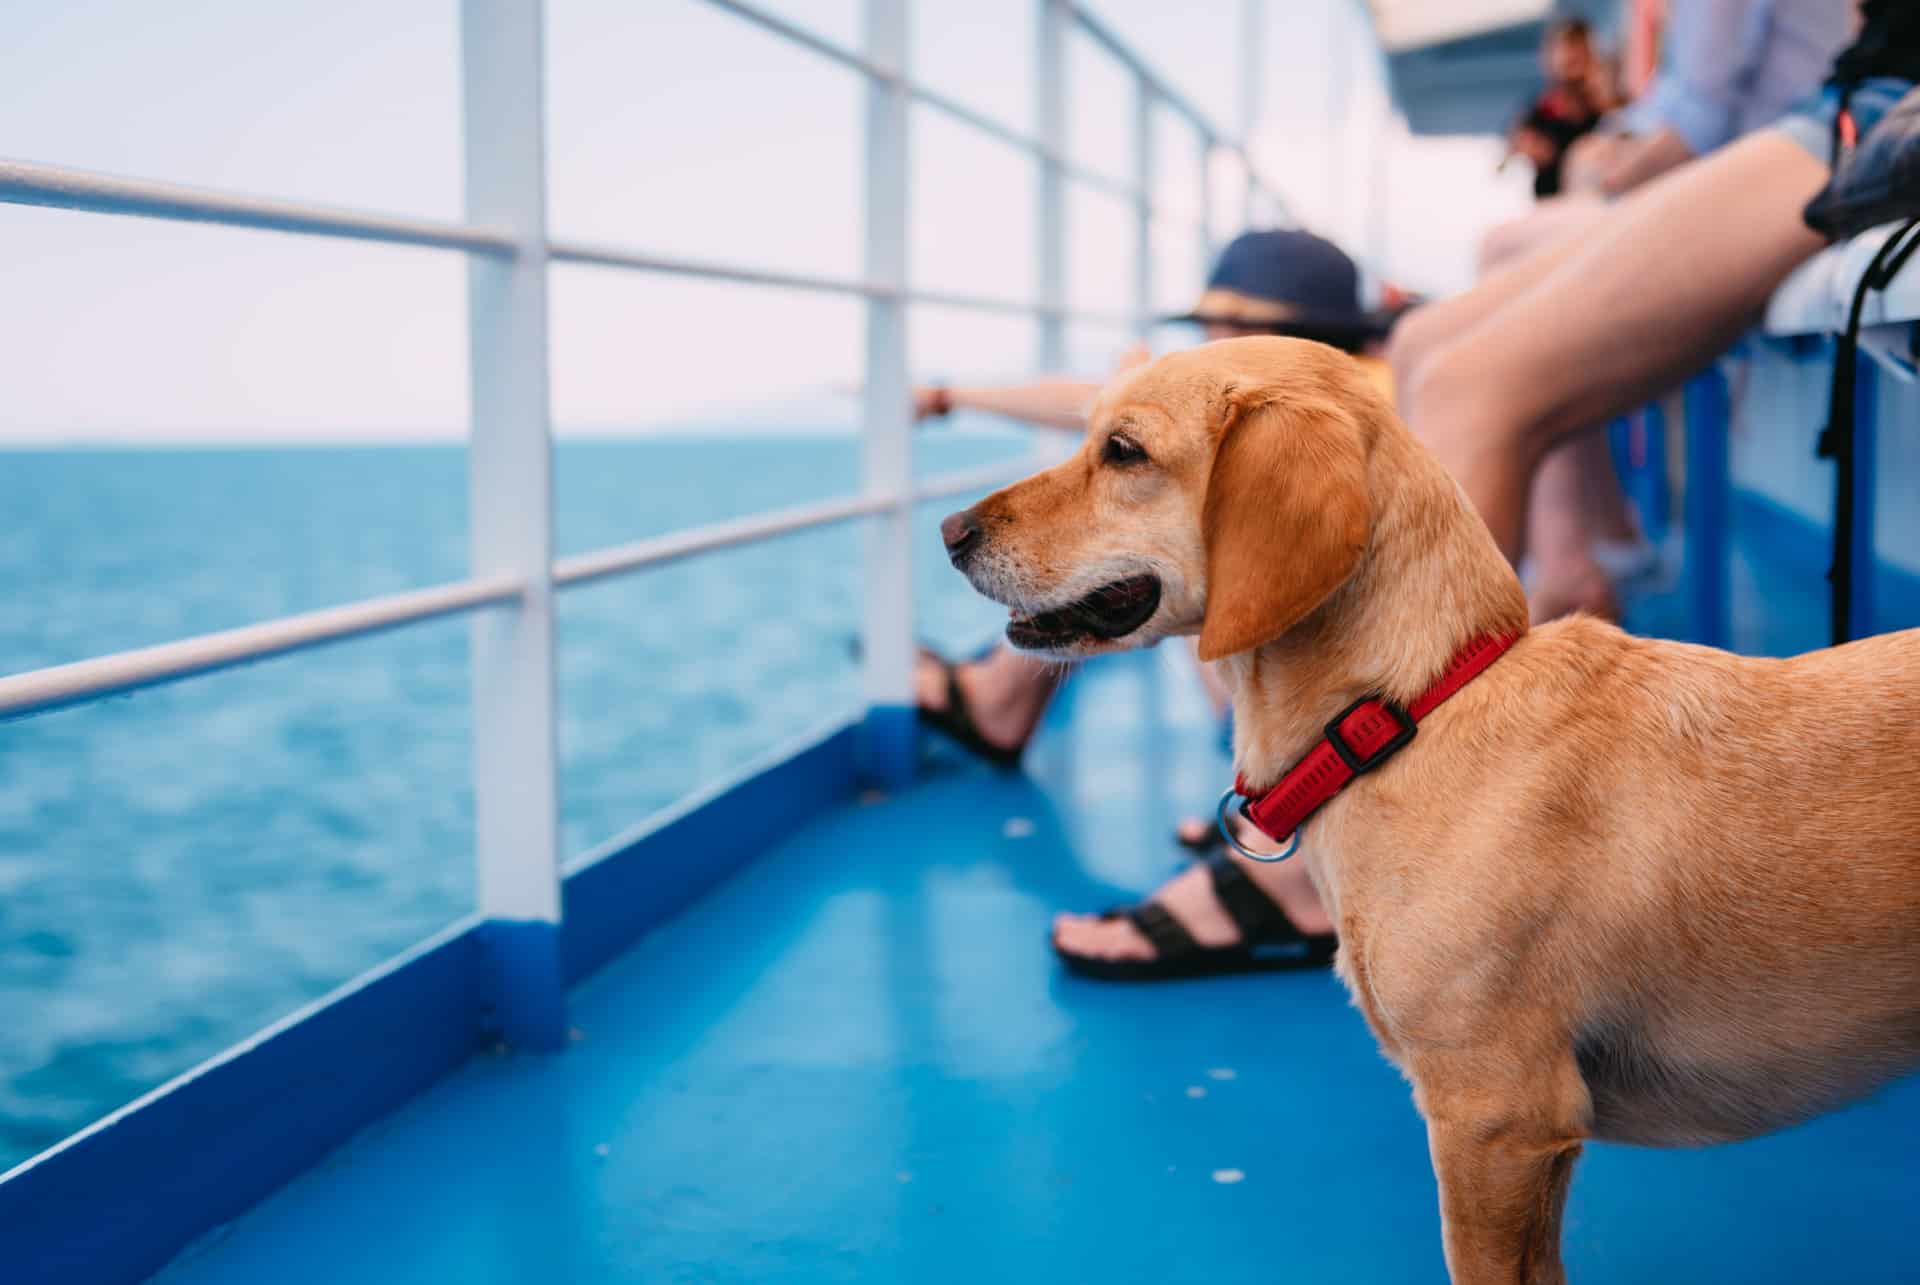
top-left (1476, 221), bottom-right (1524, 278)
top-left (1400, 336), bottom-right (1483, 438)
top-left (1385, 303), bottom-right (1453, 398)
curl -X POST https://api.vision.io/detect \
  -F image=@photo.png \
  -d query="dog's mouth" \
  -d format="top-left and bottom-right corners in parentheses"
top-left (1005, 574), bottom-right (1162, 649)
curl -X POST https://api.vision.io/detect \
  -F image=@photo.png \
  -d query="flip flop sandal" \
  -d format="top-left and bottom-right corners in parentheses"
top-left (916, 653), bottom-right (1026, 770)
top-left (1055, 854), bottom-right (1338, 981)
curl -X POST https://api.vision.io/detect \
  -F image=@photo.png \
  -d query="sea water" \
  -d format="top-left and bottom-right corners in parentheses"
top-left (0, 428), bottom-right (1030, 1168)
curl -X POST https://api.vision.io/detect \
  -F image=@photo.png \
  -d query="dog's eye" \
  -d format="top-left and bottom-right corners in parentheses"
top-left (1102, 434), bottom-right (1147, 466)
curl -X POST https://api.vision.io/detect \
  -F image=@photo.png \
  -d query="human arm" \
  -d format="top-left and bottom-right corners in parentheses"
top-left (914, 343), bottom-right (1148, 431)
top-left (1610, 0), bottom-right (1776, 161)
top-left (1567, 126), bottom-right (1698, 195)
top-left (912, 377), bottom-right (1102, 430)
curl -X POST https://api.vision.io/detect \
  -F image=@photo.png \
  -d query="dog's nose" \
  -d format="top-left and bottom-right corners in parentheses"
top-left (940, 509), bottom-right (982, 565)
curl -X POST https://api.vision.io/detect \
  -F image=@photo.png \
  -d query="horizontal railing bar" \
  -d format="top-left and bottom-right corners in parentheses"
top-left (700, 0), bottom-right (891, 83)
top-left (696, 0), bottom-right (1209, 222)
top-left (547, 237), bottom-right (1145, 324)
top-left (908, 284), bottom-right (1045, 316)
top-left (1062, 161), bottom-right (1143, 205)
top-left (910, 287), bottom-right (1141, 326)
top-left (0, 575), bottom-right (523, 722)
top-left (553, 492), bottom-right (893, 588)
top-left (1061, 304), bottom-right (1148, 328)
top-left (704, 0), bottom-right (1242, 161)
top-left (911, 454), bottom-right (1049, 502)
top-left (1049, 5), bottom-right (1292, 228)
top-left (1067, 4), bottom-right (1218, 144)
top-left (0, 158), bottom-right (519, 254)
top-left (549, 237), bottom-right (891, 297)
top-left (3, 30), bottom-right (1267, 266)
top-left (3, 457), bottom-right (1068, 719)
top-left (905, 82), bottom-right (1141, 207)
top-left (907, 80), bottom-right (1039, 154)
top-left (552, 456), bottom-right (1057, 591)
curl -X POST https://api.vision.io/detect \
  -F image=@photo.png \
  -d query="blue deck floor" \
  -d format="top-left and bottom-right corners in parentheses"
top-left (158, 543), bottom-right (1920, 1283)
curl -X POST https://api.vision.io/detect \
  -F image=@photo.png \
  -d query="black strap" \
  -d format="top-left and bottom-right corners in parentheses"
top-left (1816, 217), bottom-right (1920, 645)
top-left (1122, 902), bottom-right (1199, 959)
top-left (1205, 854), bottom-right (1301, 944)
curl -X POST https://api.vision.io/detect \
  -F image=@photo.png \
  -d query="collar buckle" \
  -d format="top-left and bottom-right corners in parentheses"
top-left (1323, 696), bottom-right (1417, 775)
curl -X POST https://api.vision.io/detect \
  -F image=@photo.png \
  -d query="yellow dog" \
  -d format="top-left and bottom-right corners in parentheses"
top-left (940, 336), bottom-right (1920, 1284)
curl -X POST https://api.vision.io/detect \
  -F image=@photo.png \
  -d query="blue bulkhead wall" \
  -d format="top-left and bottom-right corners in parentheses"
top-left (1723, 335), bottom-right (1920, 638)
top-left (0, 716), bottom-right (869, 1285)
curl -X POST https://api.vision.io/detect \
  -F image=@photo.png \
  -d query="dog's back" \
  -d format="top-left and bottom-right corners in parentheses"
top-left (1501, 621), bottom-right (1920, 1145)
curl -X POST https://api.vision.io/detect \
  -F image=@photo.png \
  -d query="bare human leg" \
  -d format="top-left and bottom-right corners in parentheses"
top-left (1405, 130), bottom-right (1830, 557)
top-left (1476, 192), bottom-right (1608, 278)
top-left (914, 644), bottom-right (1064, 754)
top-left (1526, 431), bottom-right (1641, 622)
top-left (1387, 222), bottom-right (1591, 417)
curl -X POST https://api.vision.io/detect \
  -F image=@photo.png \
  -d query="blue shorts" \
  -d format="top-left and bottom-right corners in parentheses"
top-left (1775, 77), bottom-right (1915, 163)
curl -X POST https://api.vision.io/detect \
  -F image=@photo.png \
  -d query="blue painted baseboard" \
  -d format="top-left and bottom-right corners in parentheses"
top-left (478, 918), bottom-right (567, 1050)
top-left (0, 922), bottom-right (486, 1285)
top-left (560, 718), bottom-right (860, 986)
top-left (855, 702), bottom-right (917, 790)
top-left (0, 717), bottom-right (865, 1285)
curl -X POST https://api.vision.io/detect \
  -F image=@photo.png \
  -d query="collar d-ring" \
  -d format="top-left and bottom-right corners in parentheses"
top-left (1216, 786), bottom-right (1301, 863)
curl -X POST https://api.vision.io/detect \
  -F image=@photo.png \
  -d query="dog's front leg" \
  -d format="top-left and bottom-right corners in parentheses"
top-left (1413, 1052), bottom-right (1588, 1285)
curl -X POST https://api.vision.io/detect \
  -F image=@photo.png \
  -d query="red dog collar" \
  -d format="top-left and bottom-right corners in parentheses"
top-left (1232, 632), bottom-right (1520, 844)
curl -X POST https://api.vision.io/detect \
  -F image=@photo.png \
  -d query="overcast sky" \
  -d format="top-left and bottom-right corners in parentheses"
top-left (0, 0), bottom-right (1530, 442)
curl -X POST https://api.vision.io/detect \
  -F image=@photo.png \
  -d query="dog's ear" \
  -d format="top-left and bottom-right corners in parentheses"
top-left (1196, 389), bottom-right (1370, 661)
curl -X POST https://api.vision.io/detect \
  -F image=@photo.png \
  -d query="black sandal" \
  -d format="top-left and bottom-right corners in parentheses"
top-left (916, 652), bottom-right (1025, 770)
top-left (1055, 854), bottom-right (1337, 981)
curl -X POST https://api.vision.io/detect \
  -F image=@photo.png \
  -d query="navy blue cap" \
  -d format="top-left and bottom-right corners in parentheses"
top-left (1168, 229), bottom-right (1387, 343)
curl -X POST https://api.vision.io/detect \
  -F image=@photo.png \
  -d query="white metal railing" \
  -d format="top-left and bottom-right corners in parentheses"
top-left (0, 158), bottom-right (518, 254)
top-left (0, 461), bottom-right (1053, 721)
top-left (555, 492), bottom-right (891, 589)
top-left (0, 575), bottom-right (523, 721)
top-left (0, 0), bottom-right (1277, 1045)
top-left (544, 236), bottom-right (1141, 326)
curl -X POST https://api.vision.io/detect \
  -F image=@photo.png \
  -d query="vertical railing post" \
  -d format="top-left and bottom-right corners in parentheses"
top-left (460, 0), bottom-right (567, 1050)
top-left (1324, 0), bottom-right (1347, 240)
top-left (857, 0), bottom-right (917, 788)
top-left (1036, 0), bottom-right (1068, 371)
top-left (1196, 130), bottom-right (1215, 273)
top-left (1237, 0), bottom-right (1262, 226)
top-left (1365, 101), bottom-right (1391, 269)
top-left (1132, 73), bottom-right (1154, 338)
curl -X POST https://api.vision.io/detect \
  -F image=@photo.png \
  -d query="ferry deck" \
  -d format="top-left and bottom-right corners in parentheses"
top-left (6, 1), bottom-right (1920, 1281)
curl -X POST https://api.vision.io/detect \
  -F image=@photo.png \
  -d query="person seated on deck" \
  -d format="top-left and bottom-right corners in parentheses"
top-left (1501, 18), bottom-right (1612, 205)
top-left (908, 229), bottom-right (1398, 769)
top-left (1482, 0), bottom-right (1854, 621)
top-left (1482, 0), bottom-right (1853, 274)
top-left (1049, 1), bottom-right (1920, 981)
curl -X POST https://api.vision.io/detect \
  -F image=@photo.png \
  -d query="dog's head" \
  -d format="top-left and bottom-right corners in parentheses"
top-left (942, 336), bottom-right (1387, 662)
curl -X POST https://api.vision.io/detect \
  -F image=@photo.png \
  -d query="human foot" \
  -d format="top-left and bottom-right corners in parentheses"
top-left (1528, 556), bottom-right (1621, 624)
top-left (1051, 849), bottom-right (1335, 970)
top-left (914, 649), bottom-right (1044, 765)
